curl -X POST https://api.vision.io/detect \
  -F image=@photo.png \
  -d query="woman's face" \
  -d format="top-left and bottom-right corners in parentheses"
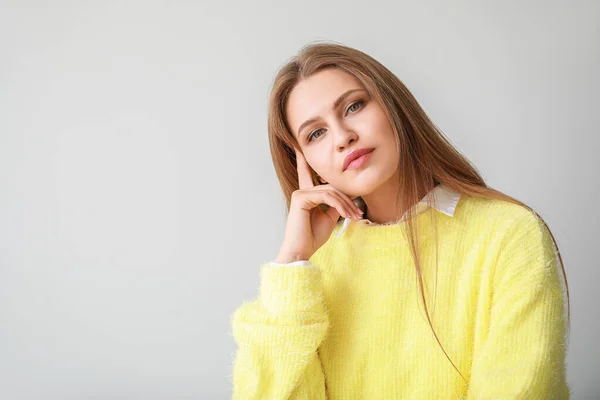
top-left (286, 67), bottom-right (400, 198)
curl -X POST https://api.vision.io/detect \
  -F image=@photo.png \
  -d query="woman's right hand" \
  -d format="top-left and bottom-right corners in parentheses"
top-left (275, 148), bottom-right (364, 264)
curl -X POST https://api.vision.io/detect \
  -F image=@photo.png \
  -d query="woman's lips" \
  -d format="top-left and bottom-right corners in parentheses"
top-left (345, 150), bottom-right (374, 170)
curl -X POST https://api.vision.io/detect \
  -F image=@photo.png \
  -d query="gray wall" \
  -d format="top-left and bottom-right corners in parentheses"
top-left (1, 0), bottom-right (598, 398)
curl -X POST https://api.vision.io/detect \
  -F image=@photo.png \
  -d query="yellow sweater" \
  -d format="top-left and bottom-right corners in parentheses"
top-left (230, 195), bottom-right (570, 399)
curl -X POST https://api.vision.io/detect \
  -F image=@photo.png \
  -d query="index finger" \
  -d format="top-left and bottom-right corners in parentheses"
top-left (294, 148), bottom-right (314, 190)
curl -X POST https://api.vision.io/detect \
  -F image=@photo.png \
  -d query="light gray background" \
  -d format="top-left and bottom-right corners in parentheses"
top-left (0, 1), bottom-right (598, 399)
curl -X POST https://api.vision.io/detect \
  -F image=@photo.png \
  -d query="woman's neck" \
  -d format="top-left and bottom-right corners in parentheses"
top-left (361, 183), bottom-right (434, 225)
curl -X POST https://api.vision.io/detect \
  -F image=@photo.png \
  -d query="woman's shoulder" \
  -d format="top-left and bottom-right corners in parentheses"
top-left (456, 193), bottom-right (540, 228)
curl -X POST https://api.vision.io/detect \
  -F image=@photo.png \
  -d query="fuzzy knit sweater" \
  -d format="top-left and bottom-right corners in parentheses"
top-left (230, 193), bottom-right (570, 399)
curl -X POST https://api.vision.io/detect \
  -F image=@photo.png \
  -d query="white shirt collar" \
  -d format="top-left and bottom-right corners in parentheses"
top-left (335, 184), bottom-right (461, 238)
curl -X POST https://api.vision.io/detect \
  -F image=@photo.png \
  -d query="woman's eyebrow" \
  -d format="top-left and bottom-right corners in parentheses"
top-left (296, 88), bottom-right (366, 137)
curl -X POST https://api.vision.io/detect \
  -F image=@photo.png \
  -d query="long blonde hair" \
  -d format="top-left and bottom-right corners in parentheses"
top-left (266, 41), bottom-right (570, 382)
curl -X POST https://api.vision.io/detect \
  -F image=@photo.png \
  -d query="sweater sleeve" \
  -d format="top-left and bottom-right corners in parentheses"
top-left (230, 264), bottom-right (329, 399)
top-left (466, 212), bottom-right (570, 399)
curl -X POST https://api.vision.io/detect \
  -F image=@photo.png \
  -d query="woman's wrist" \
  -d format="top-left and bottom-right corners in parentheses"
top-left (274, 251), bottom-right (310, 264)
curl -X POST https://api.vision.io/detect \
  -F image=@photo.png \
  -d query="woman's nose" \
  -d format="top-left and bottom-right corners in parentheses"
top-left (334, 126), bottom-right (358, 150)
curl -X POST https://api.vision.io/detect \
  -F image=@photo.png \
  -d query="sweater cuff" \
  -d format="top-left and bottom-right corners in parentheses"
top-left (258, 264), bottom-right (327, 316)
top-left (267, 260), bottom-right (314, 267)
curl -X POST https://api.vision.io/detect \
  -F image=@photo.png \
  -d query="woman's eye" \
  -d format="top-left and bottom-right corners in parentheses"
top-left (308, 129), bottom-right (324, 142)
top-left (347, 100), bottom-right (364, 114)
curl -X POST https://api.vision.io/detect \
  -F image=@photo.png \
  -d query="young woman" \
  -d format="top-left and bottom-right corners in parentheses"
top-left (230, 42), bottom-right (570, 399)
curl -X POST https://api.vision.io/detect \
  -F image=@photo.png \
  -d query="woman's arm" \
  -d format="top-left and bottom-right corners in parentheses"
top-left (230, 264), bottom-right (329, 399)
top-left (466, 212), bottom-right (570, 399)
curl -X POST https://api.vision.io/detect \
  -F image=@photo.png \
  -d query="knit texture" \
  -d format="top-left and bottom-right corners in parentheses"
top-left (230, 195), bottom-right (570, 399)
